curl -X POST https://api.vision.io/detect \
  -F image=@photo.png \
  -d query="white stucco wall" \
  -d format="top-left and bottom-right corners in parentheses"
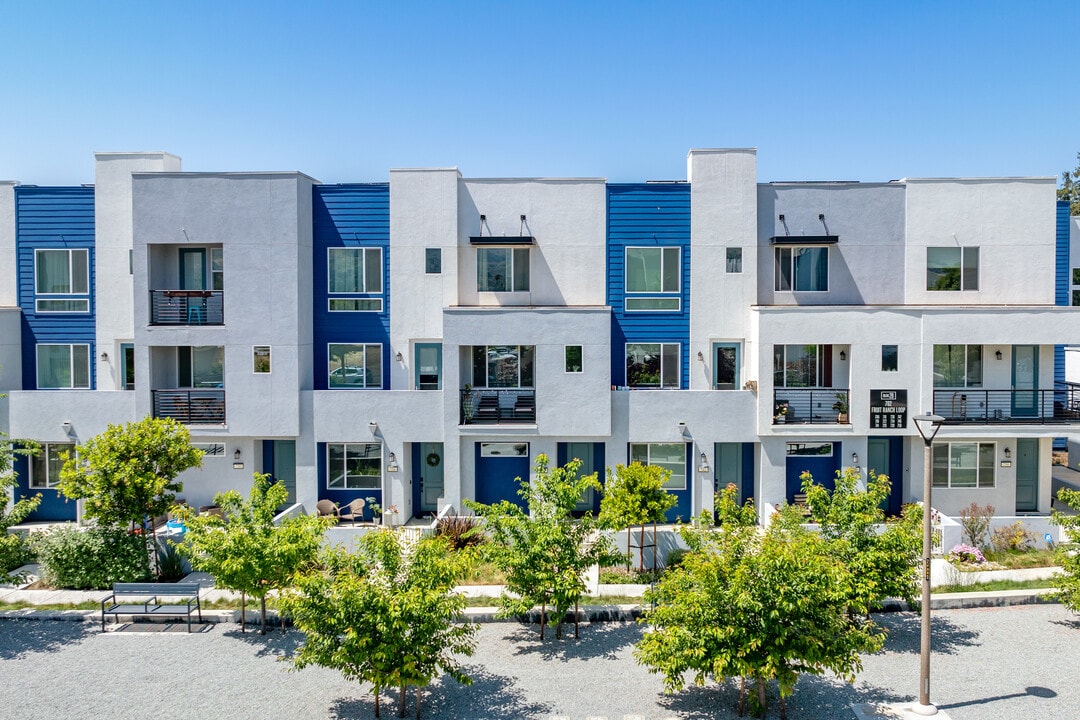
top-left (0, 308), bottom-right (21, 394)
top-left (5, 390), bottom-right (135, 443)
top-left (0, 182), bottom-right (17, 308)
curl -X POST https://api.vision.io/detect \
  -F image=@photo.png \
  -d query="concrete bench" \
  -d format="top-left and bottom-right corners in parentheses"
top-left (100, 582), bottom-right (202, 632)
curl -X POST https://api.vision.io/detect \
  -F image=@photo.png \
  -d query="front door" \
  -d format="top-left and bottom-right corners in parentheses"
top-left (1011, 345), bottom-right (1038, 417)
top-left (867, 437), bottom-right (897, 515)
top-left (1015, 438), bottom-right (1038, 512)
top-left (179, 248), bottom-right (206, 290)
top-left (272, 440), bottom-right (296, 504)
top-left (419, 442), bottom-right (444, 512)
top-left (563, 442), bottom-right (597, 512)
top-left (714, 442), bottom-right (747, 503)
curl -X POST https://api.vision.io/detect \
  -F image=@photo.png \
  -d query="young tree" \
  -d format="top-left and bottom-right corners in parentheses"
top-left (282, 531), bottom-right (477, 719)
top-left (0, 435), bottom-right (41, 580)
top-left (467, 453), bottom-right (622, 639)
top-left (179, 474), bottom-right (329, 634)
top-left (801, 469), bottom-right (922, 613)
top-left (1060, 151), bottom-right (1080, 215)
top-left (1051, 488), bottom-right (1080, 610)
top-left (598, 462), bottom-right (677, 571)
top-left (57, 416), bottom-right (203, 571)
top-left (636, 501), bottom-right (885, 719)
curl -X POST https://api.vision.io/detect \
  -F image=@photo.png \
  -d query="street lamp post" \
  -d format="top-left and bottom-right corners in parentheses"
top-left (911, 413), bottom-right (944, 716)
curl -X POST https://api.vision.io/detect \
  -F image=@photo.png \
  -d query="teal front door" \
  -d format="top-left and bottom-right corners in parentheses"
top-left (1015, 438), bottom-right (1038, 512)
top-left (419, 442), bottom-right (444, 512)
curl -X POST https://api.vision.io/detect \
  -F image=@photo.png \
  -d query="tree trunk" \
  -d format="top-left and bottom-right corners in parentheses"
top-left (756, 677), bottom-right (767, 718)
top-left (639, 524), bottom-right (645, 573)
top-left (626, 529), bottom-right (631, 571)
top-left (780, 693), bottom-right (787, 720)
top-left (374, 687), bottom-right (380, 718)
top-left (574, 599), bottom-right (579, 639)
top-left (398, 684), bottom-right (406, 717)
top-left (241, 591), bottom-right (246, 634)
top-left (539, 599), bottom-right (546, 640)
top-left (260, 594), bottom-right (267, 635)
top-left (738, 676), bottom-right (745, 717)
top-left (652, 521), bottom-right (658, 574)
top-left (148, 520), bottom-right (160, 579)
top-left (415, 687), bottom-right (421, 720)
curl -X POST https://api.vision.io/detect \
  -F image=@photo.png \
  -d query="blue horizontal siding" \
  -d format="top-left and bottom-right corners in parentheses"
top-left (607, 184), bottom-right (691, 388)
top-left (15, 186), bottom-right (96, 390)
top-left (1055, 200), bottom-right (1069, 450)
top-left (312, 184), bottom-right (391, 390)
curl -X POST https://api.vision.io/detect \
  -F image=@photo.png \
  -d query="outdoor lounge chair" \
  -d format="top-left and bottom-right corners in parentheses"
top-left (337, 498), bottom-right (366, 526)
top-left (316, 499), bottom-right (338, 518)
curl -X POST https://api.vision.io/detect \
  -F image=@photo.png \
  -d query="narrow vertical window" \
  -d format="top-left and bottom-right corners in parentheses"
top-left (425, 248), bottom-right (442, 274)
top-left (253, 346), bottom-right (271, 373)
top-left (565, 346), bottom-right (583, 373)
top-left (726, 247), bottom-right (742, 273)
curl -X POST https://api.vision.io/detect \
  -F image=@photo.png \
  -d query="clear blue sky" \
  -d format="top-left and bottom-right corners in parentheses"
top-left (2, 1), bottom-right (1078, 186)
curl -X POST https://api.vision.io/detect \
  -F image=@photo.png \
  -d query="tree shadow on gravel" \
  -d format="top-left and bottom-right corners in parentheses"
top-left (223, 625), bottom-right (305, 659)
top-left (504, 620), bottom-right (640, 662)
top-left (870, 612), bottom-right (980, 655)
top-left (329, 666), bottom-right (551, 720)
top-left (1051, 616), bottom-right (1080, 632)
top-left (0, 618), bottom-right (93, 660)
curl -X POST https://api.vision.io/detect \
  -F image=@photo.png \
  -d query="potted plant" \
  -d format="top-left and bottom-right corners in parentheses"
top-left (773, 401), bottom-right (789, 424)
top-left (832, 392), bottom-right (849, 424)
top-left (365, 497), bottom-right (382, 524)
top-left (462, 384), bottom-right (475, 421)
top-left (384, 504), bottom-right (400, 526)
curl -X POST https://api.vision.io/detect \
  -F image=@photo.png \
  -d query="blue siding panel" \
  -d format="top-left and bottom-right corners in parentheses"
top-left (312, 184), bottom-right (391, 391)
top-left (607, 184), bottom-right (691, 388)
top-left (15, 186), bottom-right (96, 390)
top-left (1055, 200), bottom-right (1069, 450)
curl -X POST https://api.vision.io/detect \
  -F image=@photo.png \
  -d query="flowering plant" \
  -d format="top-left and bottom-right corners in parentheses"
top-left (384, 504), bottom-right (399, 516)
top-left (947, 543), bottom-right (986, 565)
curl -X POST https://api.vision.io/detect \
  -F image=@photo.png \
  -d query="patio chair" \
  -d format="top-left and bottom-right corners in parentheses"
top-left (337, 498), bottom-right (366, 526)
top-left (316, 499), bottom-right (338, 518)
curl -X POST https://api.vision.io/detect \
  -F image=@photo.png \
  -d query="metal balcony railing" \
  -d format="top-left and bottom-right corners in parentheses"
top-left (932, 383), bottom-right (1080, 424)
top-left (460, 388), bottom-right (536, 425)
top-left (153, 389), bottom-right (226, 425)
top-left (773, 388), bottom-right (849, 425)
top-left (150, 290), bottom-right (224, 325)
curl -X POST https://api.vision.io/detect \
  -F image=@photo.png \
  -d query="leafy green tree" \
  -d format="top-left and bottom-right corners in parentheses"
top-left (598, 461), bottom-right (677, 571)
top-left (1060, 151), bottom-right (1080, 215)
top-left (57, 416), bottom-right (203, 572)
top-left (282, 531), bottom-right (477, 718)
top-left (1051, 488), bottom-right (1080, 610)
top-left (0, 435), bottom-right (41, 579)
top-left (801, 468), bottom-right (922, 613)
top-left (179, 474), bottom-right (329, 634)
top-left (636, 502), bottom-right (885, 719)
top-left (467, 453), bottom-right (623, 639)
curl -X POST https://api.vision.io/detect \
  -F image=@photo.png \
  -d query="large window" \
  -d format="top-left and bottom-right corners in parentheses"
top-left (626, 247), bottom-right (680, 311)
top-left (178, 346), bottom-right (224, 388)
top-left (36, 344), bottom-right (90, 389)
top-left (471, 345), bottom-right (534, 387)
top-left (35, 248), bottom-right (89, 312)
top-left (933, 345), bottom-right (982, 387)
top-left (774, 246), bottom-right (828, 291)
top-left (630, 443), bottom-right (686, 490)
top-left (30, 443), bottom-right (75, 489)
top-left (327, 443), bottom-right (382, 489)
top-left (926, 247), bottom-right (979, 291)
top-left (773, 345), bottom-right (823, 388)
top-left (328, 247), bottom-right (383, 309)
top-left (932, 442), bottom-right (995, 488)
top-left (477, 247), bottom-right (529, 292)
top-left (626, 343), bottom-right (679, 388)
top-left (328, 343), bottom-right (382, 388)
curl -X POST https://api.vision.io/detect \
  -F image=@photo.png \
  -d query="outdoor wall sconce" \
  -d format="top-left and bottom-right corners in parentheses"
top-left (519, 214), bottom-right (527, 234)
top-left (778, 214), bottom-right (785, 222)
top-left (396, 352), bottom-right (403, 362)
top-left (234, 448), bottom-right (241, 461)
top-left (1004, 447), bottom-right (1012, 459)
top-left (819, 213), bottom-right (826, 221)
top-left (697, 351), bottom-right (704, 361)
top-left (100, 351), bottom-right (109, 361)
top-left (852, 452), bottom-right (859, 465)
top-left (996, 350), bottom-right (1003, 360)
top-left (839, 350), bottom-right (846, 361)
top-left (61, 420), bottom-right (73, 436)
top-left (369, 420), bottom-right (378, 434)
top-left (233, 447), bottom-right (244, 469)
top-left (698, 453), bottom-right (710, 474)
top-left (387, 452), bottom-right (399, 473)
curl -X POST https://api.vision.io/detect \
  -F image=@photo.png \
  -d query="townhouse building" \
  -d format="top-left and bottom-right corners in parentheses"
top-left (2, 149), bottom-right (1077, 532)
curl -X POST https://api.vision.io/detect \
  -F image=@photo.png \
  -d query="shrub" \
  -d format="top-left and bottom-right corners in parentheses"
top-left (664, 547), bottom-right (689, 570)
top-left (990, 521), bottom-right (1035, 552)
top-left (436, 514), bottom-right (485, 551)
top-left (156, 539), bottom-right (187, 582)
top-left (959, 502), bottom-right (995, 548)
top-left (947, 543), bottom-right (987, 565)
top-left (35, 526), bottom-right (150, 589)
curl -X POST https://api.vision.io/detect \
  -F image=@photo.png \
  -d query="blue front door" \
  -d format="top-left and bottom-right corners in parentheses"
top-left (475, 442), bottom-right (530, 509)
top-left (785, 441), bottom-right (841, 502)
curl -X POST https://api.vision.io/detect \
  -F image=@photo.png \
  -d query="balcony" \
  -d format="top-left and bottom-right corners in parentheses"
top-left (933, 384), bottom-right (1080, 425)
top-left (153, 389), bottom-right (226, 425)
top-left (460, 389), bottom-right (535, 425)
top-left (150, 290), bottom-right (224, 326)
top-left (773, 388), bottom-right (849, 425)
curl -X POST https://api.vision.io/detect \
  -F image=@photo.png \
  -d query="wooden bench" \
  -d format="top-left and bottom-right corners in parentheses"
top-left (100, 582), bottom-right (202, 632)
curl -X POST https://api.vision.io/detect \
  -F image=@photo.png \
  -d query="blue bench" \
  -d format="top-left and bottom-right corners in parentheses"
top-left (100, 582), bottom-right (202, 632)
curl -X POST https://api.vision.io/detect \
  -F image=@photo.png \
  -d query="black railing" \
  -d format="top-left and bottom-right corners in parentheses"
top-left (150, 290), bottom-right (224, 325)
top-left (773, 388), bottom-right (850, 425)
top-left (933, 383), bottom-right (1080, 424)
top-left (153, 389), bottom-right (226, 425)
top-left (460, 389), bottom-right (536, 425)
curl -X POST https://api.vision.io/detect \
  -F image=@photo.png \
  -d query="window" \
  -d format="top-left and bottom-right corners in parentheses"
top-left (933, 345), bottom-right (982, 387)
top-left (415, 343), bottom-right (442, 390)
top-left (470, 346), bottom-right (534, 387)
top-left (36, 344), bottom-right (90, 389)
top-left (192, 443), bottom-right (226, 457)
top-left (565, 346), bottom-right (582, 373)
top-left (121, 343), bottom-right (135, 390)
top-left (713, 343), bottom-right (739, 390)
top-left (786, 442), bottom-right (834, 457)
top-left (626, 343), bottom-right (679, 388)
top-left (932, 442), bottom-right (995, 488)
top-left (726, 247), bottom-right (742, 273)
top-left (35, 248), bottom-right (89, 312)
top-left (926, 247), bottom-right (979, 291)
top-left (481, 442), bottom-right (529, 457)
top-left (329, 298), bottom-right (383, 312)
top-left (253, 346), bottom-right (271, 373)
top-left (1074, 291), bottom-right (1080, 307)
top-left (882, 345), bottom-right (898, 372)
top-left (626, 247), bottom-right (680, 311)
top-left (178, 346), bottom-right (224, 388)
top-left (477, 247), bottom-right (529, 292)
top-left (426, 248), bottom-right (442, 274)
top-left (210, 248), bottom-right (224, 291)
top-left (30, 443), bottom-right (74, 488)
top-left (328, 343), bottom-right (382, 388)
top-left (327, 443), bottom-right (382, 489)
top-left (630, 443), bottom-right (686, 490)
top-left (328, 247), bottom-right (383, 294)
top-left (774, 246), bottom-right (828, 291)
top-left (773, 345), bottom-right (823, 388)
top-left (1073, 268), bottom-right (1080, 285)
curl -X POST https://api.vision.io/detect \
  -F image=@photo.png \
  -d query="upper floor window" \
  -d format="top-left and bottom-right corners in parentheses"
top-left (178, 346), bottom-right (224, 388)
top-left (426, 248), bottom-right (442, 274)
top-left (471, 345), bottom-right (534, 388)
top-left (477, 247), bottom-right (529, 292)
top-left (774, 344), bottom-right (823, 388)
top-left (626, 343), bottom-right (679, 389)
top-left (328, 343), bottom-right (382, 389)
top-left (253, 346), bottom-right (271, 374)
top-left (774, 246), bottom-right (828, 292)
top-left (35, 249), bottom-right (89, 313)
top-left (30, 443), bottom-right (75, 488)
top-left (565, 345), bottom-right (583, 373)
top-left (36, 344), bottom-right (90, 389)
top-left (328, 247), bottom-right (383, 294)
top-left (327, 442), bottom-right (382, 489)
top-left (629, 443), bottom-right (686, 490)
top-left (933, 345), bottom-right (982, 387)
top-left (625, 247), bottom-right (680, 311)
top-left (926, 247), bottom-right (978, 291)
top-left (882, 345), bottom-right (899, 372)
top-left (726, 247), bottom-right (742, 273)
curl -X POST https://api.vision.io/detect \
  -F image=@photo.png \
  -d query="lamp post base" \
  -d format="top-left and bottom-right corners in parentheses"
top-left (851, 703), bottom-right (950, 719)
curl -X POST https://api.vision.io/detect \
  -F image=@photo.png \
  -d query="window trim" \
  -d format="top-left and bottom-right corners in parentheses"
top-left (36, 344), bottom-right (91, 389)
top-left (327, 246), bottom-right (384, 295)
top-left (774, 246), bottom-right (829, 292)
top-left (34, 248), bottom-right (90, 313)
top-left (476, 246), bottom-right (530, 293)
top-left (327, 343), bottom-right (383, 389)
top-left (629, 442), bottom-right (687, 490)
top-left (625, 246), bottom-right (681, 295)
top-left (29, 443), bottom-right (75, 489)
top-left (712, 342), bottom-right (741, 390)
top-left (415, 342), bottom-right (442, 390)
top-left (625, 342), bottom-right (680, 389)
top-left (326, 442), bottom-right (383, 490)
top-left (932, 442), bottom-right (996, 489)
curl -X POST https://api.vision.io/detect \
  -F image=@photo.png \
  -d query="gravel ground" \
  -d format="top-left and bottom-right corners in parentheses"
top-left (1, 605), bottom-right (1078, 719)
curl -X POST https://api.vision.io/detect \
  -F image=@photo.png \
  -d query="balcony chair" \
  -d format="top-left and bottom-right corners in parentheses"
top-left (337, 498), bottom-right (366, 526)
top-left (476, 395), bottom-right (500, 422)
top-left (513, 394), bottom-right (535, 421)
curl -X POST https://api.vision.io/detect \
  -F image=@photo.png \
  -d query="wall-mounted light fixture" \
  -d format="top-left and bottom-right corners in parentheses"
top-left (1004, 447), bottom-right (1012, 459)
top-left (61, 420), bottom-right (73, 436)
top-left (995, 350), bottom-right (1003, 360)
top-left (396, 352), bottom-right (403, 363)
top-left (697, 351), bottom-right (704, 362)
top-left (233, 447), bottom-right (244, 469)
top-left (839, 350), bottom-right (847, 361)
top-left (100, 352), bottom-right (109, 361)
top-left (519, 214), bottom-right (527, 234)
top-left (369, 420), bottom-right (378, 434)
top-left (778, 214), bottom-right (785, 222)
top-left (698, 452), bottom-right (710, 474)
top-left (234, 448), bottom-right (241, 461)
top-left (387, 452), bottom-right (399, 473)
top-left (852, 452), bottom-right (859, 465)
